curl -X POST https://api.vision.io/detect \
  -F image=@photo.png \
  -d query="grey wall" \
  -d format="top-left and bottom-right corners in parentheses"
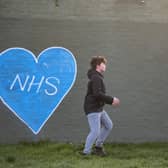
top-left (0, 0), bottom-right (168, 144)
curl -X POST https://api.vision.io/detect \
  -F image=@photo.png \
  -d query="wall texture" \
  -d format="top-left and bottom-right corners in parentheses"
top-left (1, 0), bottom-right (168, 22)
top-left (0, 0), bottom-right (168, 143)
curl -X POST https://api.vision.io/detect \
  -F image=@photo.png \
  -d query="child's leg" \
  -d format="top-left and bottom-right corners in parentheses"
top-left (83, 113), bottom-right (101, 154)
top-left (96, 111), bottom-right (113, 147)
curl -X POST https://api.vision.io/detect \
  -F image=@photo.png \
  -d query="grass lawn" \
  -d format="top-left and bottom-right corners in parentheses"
top-left (0, 141), bottom-right (168, 168)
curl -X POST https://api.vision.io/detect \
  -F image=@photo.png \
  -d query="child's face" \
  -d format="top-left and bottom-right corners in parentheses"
top-left (97, 62), bottom-right (106, 72)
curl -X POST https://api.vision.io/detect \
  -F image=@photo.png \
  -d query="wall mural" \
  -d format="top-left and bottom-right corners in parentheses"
top-left (0, 47), bottom-right (77, 134)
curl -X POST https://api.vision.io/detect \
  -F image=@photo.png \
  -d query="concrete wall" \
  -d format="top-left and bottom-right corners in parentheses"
top-left (1, 0), bottom-right (168, 22)
top-left (0, 0), bottom-right (168, 143)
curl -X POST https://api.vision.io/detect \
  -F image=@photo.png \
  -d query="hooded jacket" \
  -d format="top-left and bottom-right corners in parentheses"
top-left (84, 69), bottom-right (114, 115)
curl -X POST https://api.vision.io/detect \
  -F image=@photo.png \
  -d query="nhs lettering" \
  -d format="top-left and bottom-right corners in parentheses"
top-left (0, 47), bottom-right (77, 134)
top-left (10, 74), bottom-right (60, 96)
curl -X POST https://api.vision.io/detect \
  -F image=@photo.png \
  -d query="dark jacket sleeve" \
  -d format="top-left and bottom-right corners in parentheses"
top-left (91, 75), bottom-right (113, 104)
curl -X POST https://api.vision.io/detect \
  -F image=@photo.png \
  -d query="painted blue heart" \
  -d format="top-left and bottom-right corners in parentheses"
top-left (0, 47), bottom-right (77, 134)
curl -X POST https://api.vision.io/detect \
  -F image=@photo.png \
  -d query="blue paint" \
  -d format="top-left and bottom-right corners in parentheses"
top-left (0, 47), bottom-right (77, 134)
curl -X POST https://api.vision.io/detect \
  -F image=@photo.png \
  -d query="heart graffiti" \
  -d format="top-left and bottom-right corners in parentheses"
top-left (0, 47), bottom-right (77, 134)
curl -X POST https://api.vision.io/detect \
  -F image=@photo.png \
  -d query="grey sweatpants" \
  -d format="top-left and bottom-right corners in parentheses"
top-left (83, 110), bottom-right (113, 154)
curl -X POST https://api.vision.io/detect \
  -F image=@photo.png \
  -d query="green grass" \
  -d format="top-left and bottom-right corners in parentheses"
top-left (0, 141), bottom-right (168, 168)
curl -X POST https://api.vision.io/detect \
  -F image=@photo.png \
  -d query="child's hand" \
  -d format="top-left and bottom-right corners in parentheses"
top-left (112, 97), bottom-right (120, 106)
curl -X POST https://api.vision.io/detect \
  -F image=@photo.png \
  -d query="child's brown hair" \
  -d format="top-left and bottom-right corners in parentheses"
top-left (90, 56), bottom-right (107, 70)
